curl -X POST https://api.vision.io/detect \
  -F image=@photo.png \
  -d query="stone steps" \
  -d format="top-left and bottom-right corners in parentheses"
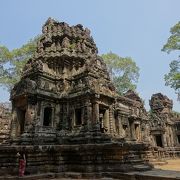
top-left (1, 170), bottom-right (180, 180)
top-left (148, 157), bottom-right (168, 166)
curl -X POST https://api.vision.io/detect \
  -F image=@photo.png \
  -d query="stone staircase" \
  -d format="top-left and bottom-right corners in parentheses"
top-left (144, 149), bottom-right (167, 166)
top-left (125, 151), bottom-right (152, 171)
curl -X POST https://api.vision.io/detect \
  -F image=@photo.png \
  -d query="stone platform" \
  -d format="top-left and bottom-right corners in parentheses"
top-left (0, 142), bottom-right (151, 176)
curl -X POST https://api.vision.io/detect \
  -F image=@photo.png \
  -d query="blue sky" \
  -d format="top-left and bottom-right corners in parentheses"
top-left (0, 0), bottom-right (179, 111)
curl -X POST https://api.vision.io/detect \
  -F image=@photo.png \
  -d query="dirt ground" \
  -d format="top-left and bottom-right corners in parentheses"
top-left (155, 159), bottom-right (180, 171)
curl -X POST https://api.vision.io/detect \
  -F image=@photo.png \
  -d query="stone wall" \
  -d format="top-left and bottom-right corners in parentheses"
top-left (0, 143), bottom-right (151, 176)
top-left (0, 103), bottom-right (11, 144)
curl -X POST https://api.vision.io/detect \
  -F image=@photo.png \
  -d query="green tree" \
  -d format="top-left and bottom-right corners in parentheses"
top-left (162, 21), bottom-right (180, 100)
top-left (0, 37), bottom-right (38, 91)
top-left (101, 52), bottom-right (139, 95)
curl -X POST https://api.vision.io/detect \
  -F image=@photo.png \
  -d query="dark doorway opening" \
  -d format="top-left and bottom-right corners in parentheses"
top-left (177, 135), bottom-right (180, 144)
top-left (17, 108), bottom-right (26, 134)
top-left (75, 108), bottom-right (82, 126)
top-left (43, 107), bottom-right (52, 126)
top-left (114, 111), bottom-right (119, 134)
top-left (155, 135), bottom-right (163, 147)
top-left (177, 124), bottom-right (180, 131)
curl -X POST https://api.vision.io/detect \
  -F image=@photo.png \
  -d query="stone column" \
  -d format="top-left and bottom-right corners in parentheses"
top-left (162, 133), bottom-right (167, 147)
top-left (39, 101), bottom-right (44, 126)
top-left (170, 126), bottom-right (174, 147)
top-left (84, 100), bottom-right (92, 127)
top-left (152, 135), bottom-right (156, 146)
top-left (135, 124), bottom-right (141, 142)
top-left (117, 111), bottom-right (122, 136)
top-left (124, 116), bottom-right (131, 140)
top-left (63, 103), bottom-right (68, 129)
top-left (109, 106), bottom-right (114, 134)
top-left (138, 125), bottom-right (141, 141)
top-left (55, 103), bottom-right (60, 129)
top-left (86, 101), bottom-right (92, 130)
top-left (103, 109), bottom-right (109, 133)
top-left (72, 108), bottom-right (75, 127)
top-left (93, 102), bottom-right (99, 124)
top-left (130, 120), bottom-right (136, 140)
top-left (167, 126), bottom-right (171, 147)
top-left (10, 106), bottom-right (18, 139)
top-left (23, 103), bottom-right (33, 133)
top-left (81, 107), bottom-right (85, 125)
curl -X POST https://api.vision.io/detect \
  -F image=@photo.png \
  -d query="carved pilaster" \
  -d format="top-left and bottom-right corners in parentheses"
top-left (109, 106), bottom-right (114, 134)
top-left (93, 102), bottom-right (99, 124)
top-left (129, 120), bottom-right (136, 141)
top-left (162, 133), bottom-right (167, 147)
top-left (10, 107), bottom-right (18, 139)
top-left (104, 109), bottom-right (109, 133)
top-left (117, 111), bottom-right (122, 136)
top-left (85, 100), bottom-right (91, 125)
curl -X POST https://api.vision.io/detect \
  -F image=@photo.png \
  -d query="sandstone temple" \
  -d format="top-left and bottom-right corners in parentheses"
top-left (0, 18), bottom-right (180, 179)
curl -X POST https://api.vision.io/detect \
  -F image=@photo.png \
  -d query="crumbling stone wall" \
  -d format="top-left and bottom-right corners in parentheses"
top-left (0, 103), bottom-right (11, 144)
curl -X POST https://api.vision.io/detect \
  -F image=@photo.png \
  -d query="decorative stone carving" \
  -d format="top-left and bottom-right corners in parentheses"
top-left (61, 37), bottom-right (70, 49)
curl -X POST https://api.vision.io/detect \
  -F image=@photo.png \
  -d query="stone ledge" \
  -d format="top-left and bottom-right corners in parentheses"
top-left (1, 170), bottom-right (180, 180)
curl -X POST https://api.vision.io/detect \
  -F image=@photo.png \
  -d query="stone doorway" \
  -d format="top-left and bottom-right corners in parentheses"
top-left (17, 108), bottom-right (26, 134)
top-left (11, 96), bottom-right (27, 138)
top-left (177, 135), bottom-right (180, 144)
top-left (75, 108), bottom-right (82, 126)
top-left (17, 107), bottom-right (26, 135)
top-left (43, 107), bottom-right (52, 126)
top-left (155, 135), bottom-right (163, 147)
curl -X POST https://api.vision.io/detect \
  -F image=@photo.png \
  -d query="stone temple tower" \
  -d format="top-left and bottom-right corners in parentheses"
top-left (5, 18), bottom-right (152, 175)
top-left (10, 18), bottom-right (117, 144)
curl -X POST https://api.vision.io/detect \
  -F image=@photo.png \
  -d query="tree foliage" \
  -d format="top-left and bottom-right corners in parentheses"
top-left (162, 21), bottom-right (180, 100)
top-left (0, 37), bottom-right (38, 91)
top-left (101, 52), bottom-right (139, 95)
top-left (162, 21), bottom-right (180, 53)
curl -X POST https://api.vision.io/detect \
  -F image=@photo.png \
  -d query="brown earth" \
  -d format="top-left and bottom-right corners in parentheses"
top-left (155, 159), bottom-right (180, 171)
